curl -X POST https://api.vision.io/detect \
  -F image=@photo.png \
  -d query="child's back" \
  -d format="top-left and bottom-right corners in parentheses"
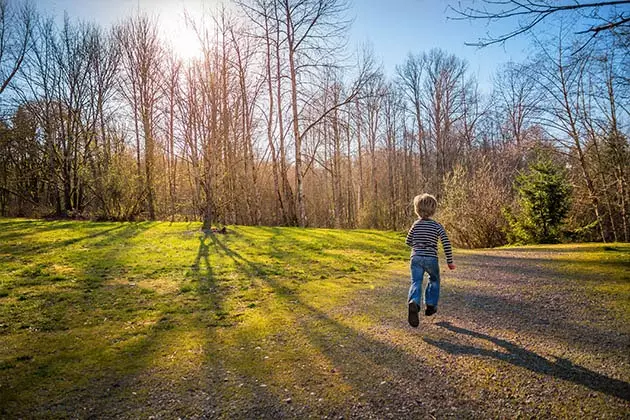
top-left (405, 194), bottom-right (455, 327)
top-left (406, 218), bottom-right (453, 264)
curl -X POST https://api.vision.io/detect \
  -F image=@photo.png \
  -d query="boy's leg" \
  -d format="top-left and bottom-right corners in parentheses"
top-left (408, 257), bottom-right (424, 306)
top-left (424, 258), bottom-right (440, 315)
top-left (408, 257), bottom-right (424, 327)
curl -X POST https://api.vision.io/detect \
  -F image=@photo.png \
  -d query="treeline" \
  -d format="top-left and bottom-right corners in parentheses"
top-left (0, 0), bottom-right (628, 246)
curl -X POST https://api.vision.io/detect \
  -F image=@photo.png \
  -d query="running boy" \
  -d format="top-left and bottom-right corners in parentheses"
top-left (405, 193), bottom-right (455, 327)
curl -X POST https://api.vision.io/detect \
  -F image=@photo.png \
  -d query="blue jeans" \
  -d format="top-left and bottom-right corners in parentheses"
top-left (408, 256), bottom-right (440, 307)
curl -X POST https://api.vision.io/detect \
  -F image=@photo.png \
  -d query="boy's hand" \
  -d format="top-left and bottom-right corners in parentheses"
top-left (448, 263), bottom-right (456, 270)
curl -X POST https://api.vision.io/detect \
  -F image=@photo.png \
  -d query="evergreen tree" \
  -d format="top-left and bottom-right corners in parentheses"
top-left (508, 154), bottom-right (572, 244)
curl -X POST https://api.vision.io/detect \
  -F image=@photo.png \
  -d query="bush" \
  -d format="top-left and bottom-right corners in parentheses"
top-left (440, 159), bottom-right (511, 248)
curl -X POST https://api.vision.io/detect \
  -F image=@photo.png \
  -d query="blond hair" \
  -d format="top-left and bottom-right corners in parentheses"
top-left (413, 193), bottom-right (437, 218)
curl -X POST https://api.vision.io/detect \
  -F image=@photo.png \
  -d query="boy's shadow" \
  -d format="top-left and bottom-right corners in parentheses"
top-left (424, 321), bottom-right (630, 402)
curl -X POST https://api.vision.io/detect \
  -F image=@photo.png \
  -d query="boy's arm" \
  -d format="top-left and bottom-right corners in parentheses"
top-left (405, 224), bottom-right (415, 247)
top-left (438, 225), bottom-right (454, 266)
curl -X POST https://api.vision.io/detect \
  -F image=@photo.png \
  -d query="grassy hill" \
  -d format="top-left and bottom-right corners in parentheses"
top-left (1, 219), bottom-right (628, 418)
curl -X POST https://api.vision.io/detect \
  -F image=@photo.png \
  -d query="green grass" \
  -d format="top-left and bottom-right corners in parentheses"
top-left (0, 218), bottom-right (408, 417)
top-left (1, 219), bottom-right (628, 418)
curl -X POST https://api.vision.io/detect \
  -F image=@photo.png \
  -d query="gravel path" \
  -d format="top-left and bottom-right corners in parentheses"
top-left (338, 248), bottom-right (630, 419)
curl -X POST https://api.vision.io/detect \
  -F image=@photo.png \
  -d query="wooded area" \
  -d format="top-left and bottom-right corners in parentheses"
top-left (0, 0), bottom-right (628, 246)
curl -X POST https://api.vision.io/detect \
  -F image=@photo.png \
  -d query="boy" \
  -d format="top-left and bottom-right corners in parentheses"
top-left (405, 193), bottom-right (455, 327)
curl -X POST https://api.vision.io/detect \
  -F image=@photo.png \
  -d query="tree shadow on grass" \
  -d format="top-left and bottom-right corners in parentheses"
top-left (0, 222), bottom-right (185, 417)
top-left (424, 321), bottom-right (630, 402)
top-left (456, 253), bottom-right (630, 284)
top-left (201, 234), bottom-right (488, 418)
top-left (0, 224), bottom-right (128, 259)
top-left (203, 233), bottom-right (629, 415)
top-left (191, 231), bottom-right (234, 325)
top-left (192, 231), bottom-right (215, 284)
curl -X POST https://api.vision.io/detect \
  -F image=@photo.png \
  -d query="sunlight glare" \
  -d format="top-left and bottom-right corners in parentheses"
top-left (169, 24), bottom-right (203, 62)
top-left (157, 2), bottom-right (205, 63)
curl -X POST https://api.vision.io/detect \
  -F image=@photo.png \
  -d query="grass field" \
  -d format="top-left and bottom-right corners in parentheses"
top-left (1, 218), bottom-right (629, 418)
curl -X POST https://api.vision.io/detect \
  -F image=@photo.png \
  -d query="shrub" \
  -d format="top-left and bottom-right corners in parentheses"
top-left (440, 159), bottom-right (511, 248)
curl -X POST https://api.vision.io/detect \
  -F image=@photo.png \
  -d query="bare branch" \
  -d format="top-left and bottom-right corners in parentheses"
top-left (449, 0), bottom-right (630, 47)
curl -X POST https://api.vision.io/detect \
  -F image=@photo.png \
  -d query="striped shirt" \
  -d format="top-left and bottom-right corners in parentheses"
top-left (405, 218), bottom-right (453, 264)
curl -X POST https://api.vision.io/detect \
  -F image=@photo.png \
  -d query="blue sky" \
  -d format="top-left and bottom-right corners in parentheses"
top-left (35, 0), bottom-right (535, 92)
top-left (351, 0), bottom-right (531, 90)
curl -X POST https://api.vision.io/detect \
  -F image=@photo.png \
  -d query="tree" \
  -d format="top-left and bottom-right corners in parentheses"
top-left (524, 34), bottom-right (609, 241)
top-left (0, 104), bottom-right (40, 216)
top-left (508, 154), bottom-right (572, 244)
top-left (422, 48), bottom-right (468, 196)
top-left (84, 25), bottom-right (122, 220)
top-left (493, 62), bottom-right (541, 147)
top-left (279, 0), bottom-right (353, 227)
top-left (117, 15), bottom-right (165, 220)
top-left (396, 53), bottom-right (426, 183)
top-left (450, 0), bottom-right (630, 47)
top-left (441, 158), bottom-right (511, 248)
top-left (0, 0), bottom-right (35, 98)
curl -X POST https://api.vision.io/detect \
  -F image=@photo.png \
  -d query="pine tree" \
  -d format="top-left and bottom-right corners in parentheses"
top-left (508, 155), bottom-right (572, 244)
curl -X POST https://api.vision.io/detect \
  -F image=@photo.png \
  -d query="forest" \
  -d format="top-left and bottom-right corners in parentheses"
top-left (0, 0), bottom-right (628, 247)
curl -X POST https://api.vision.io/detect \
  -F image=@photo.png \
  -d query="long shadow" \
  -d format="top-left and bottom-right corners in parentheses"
top-left (191, 231), bottom-right (230, 322)
top-left (0, 221), bottom-right (184, 417)
top-left (192, 231), bottom-right (215, 283)
top-left (444, 251), bottom-right (630, 355)
top-left (203, 234), bottom-right (630, 415)
top-left (246, 227), bottom-right (404, 283)
top-left (0, 224), bottom-right (128, 260)
top-left (201, 234), bottom-right (490, 417)
top-left (0, 219), bottom-right (81, 239)
top-left (253, 225), bottom-right (405, 258)
top-left (425, 321), bottom-right (630, 402)
top-left (444, 287), bottom-right (629, 353)
top-left (456, 253), bottom-right (629, 284)
top-left (206, 231), bottom-right (266, 278)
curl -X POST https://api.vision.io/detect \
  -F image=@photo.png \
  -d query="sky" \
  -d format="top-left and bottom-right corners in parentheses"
top-left (33, 0), bottom-right (542, 93)
top-left (350, 0), bottom-right (531, 90)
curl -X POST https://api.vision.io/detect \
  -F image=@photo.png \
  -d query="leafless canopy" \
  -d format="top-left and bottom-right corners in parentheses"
top-left (449, 0), bottom-right (630, 47)
top-left (0, 0), bottom-right (35, 96)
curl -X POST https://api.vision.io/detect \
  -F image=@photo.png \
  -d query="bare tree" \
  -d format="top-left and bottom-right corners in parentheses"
top-left (117, 15), bottom-right (165, 220)
top-left (450, 0), bottom-right (630, 47)
top-left (17, 16), bottom-right (62, 215)
top-left (527, 35), bottom-right (608, 240)
top-left (84, 25), bottom-right (121, 219)
top-left (396, 53), bottom-right (426, 185)
top-left (383, 83), bottom-right (404, 229)
top-left (422, 49), bottom-right (468, 196)
top-left (228, 19), bottom-right (263, 225)
top-left (493, 62), bottom-right (541, 147)
top-left (277, 0), bottom-right (352, 227)
top-left (0, 0), bottom-right (35, 98)
top-left (362, 73), bottom-right (385, 227)
top-left (162, 50), bottom-right (181, 221)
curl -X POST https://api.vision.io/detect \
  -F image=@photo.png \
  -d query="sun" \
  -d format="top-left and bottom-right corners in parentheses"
top-left (156, 2), bottom-right (204, 62)
top-left (169, 25), bottom-right (203, 62)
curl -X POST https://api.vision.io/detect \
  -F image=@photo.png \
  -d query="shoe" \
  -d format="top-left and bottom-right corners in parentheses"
top-left (425, 305), bottom-right (437, 316)
top-left (408, 301), bottom-right (419, 327)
